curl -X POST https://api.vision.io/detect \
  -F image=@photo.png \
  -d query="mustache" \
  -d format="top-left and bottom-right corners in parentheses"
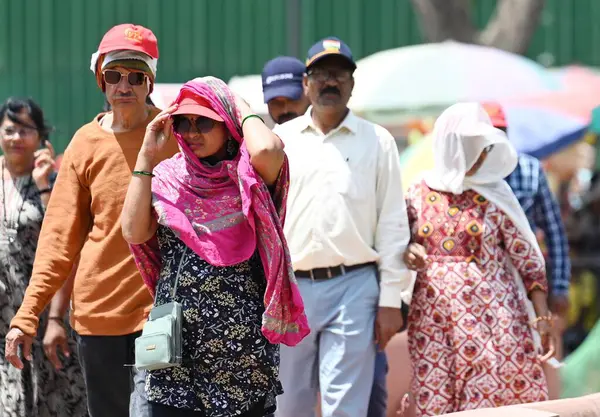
top-left (320, 86), bottom-right (340, 96)
top-left (276, 113), bottom-right (299, 124)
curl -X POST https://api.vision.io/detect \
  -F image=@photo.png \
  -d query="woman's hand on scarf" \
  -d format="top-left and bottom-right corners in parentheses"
top-left (403, 243), bottom-right (427, 271)
top-left (140, 105), bottom-right (177, 163)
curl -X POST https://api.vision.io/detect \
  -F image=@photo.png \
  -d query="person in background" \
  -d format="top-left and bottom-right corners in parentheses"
top-left (0, 97), bottom-right (88, 416)
top-left (483, 103), bottom-right (571, 359)
top-left (273, 37), bottom-right (412, 417)
top-left (261, 55), bottom-right (391, 417)
top-left (262, 56), bottom-right (310, 125)
top-left (5, 24), bottom-right (179, 417)
top-left (404, 103), bottom-right (553, 416)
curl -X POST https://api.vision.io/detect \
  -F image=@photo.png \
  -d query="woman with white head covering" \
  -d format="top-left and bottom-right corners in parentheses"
top-left (403, 103), bottom-right (554, 416)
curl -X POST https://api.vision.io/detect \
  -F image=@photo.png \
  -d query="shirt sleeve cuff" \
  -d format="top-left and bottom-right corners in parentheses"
top-left (10, 314), bottom-right (40, 337)
top-left (378, 271), bottom-right (415, 309)
top-left (550, 286), bottom-right (569, 296)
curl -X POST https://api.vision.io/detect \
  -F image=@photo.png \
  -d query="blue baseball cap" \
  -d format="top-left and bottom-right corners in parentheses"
top-left (261, 56), bottom-right (305, 103)
top-left (305, 37), bottom-right (356, 70)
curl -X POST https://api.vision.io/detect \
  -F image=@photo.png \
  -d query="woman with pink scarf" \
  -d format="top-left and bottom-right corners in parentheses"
top-left (121, 77), bottom-right (309, 417)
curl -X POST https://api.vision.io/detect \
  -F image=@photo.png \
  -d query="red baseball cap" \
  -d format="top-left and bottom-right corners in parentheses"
top-left (481, 102), bottom-right (507, 128)
top-left (173, 96), bottom-right (223, 121)
top-left (98, 24), bottom-right (159, 59)
top-left (93, 24), bottom-right (159, 92)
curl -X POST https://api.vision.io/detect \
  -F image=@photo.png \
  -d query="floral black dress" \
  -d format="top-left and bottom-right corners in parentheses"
top-left (0, 170), bottom-right (88, 417)
top-left (146, 225), bottom-right (282, 416)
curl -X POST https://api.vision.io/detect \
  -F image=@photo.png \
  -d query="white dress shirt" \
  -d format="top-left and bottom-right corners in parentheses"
top-left (274, 108), bottom-right (413, 308)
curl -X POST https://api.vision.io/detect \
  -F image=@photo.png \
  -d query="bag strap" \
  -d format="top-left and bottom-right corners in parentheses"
top-left (171, 246), bottom-right (187, 300)
top-left (154, 245), bottom-right (187, 303)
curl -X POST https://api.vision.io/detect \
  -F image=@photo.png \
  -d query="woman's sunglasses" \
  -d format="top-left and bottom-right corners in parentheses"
top-left (103, 70), bottom-right (146, 86)
top-left (172, 115), bottom-right (215, 135)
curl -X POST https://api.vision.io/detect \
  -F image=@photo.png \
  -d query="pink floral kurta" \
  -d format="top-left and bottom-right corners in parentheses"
top-left (406, 182), bottom-right (549, 416)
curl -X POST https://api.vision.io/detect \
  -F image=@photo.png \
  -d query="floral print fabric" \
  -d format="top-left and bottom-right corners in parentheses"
top-left (406, 182), bottom-right (548, 416)
top-left (146, 226), bottom-right (282, 416)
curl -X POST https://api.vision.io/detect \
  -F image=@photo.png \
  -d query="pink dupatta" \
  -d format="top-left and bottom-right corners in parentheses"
top-left (129, 77), bottom-right (309, 346)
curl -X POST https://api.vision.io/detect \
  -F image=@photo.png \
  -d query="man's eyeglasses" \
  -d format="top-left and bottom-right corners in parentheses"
top-left (103, 69), bottom-right (147, 86)
top-left (307, 68), bottom-right (352, 83)
top-left (172, 115), bottom-right (215, 135)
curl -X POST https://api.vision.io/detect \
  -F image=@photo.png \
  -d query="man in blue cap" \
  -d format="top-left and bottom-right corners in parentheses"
top-left (262, 56), bottom-right (310, 125)
top-left (273, 37), bottom-right (412, 417)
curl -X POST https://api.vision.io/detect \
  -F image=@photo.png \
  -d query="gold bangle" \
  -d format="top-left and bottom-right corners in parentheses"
top-left (531, 315), bottom-right (553, 327)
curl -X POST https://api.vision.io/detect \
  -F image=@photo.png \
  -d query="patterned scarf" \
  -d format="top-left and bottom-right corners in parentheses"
top-left (129, 76), bottom-right (310, 346)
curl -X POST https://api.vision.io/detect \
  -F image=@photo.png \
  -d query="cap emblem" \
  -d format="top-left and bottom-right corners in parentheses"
top-left (124, 27), bottom-right (143, 44)
top-left (322, 39), bottom-right (341, 51)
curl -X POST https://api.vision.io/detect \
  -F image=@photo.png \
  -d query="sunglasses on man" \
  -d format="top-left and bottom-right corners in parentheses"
top-left (102, 69), bottom-right (147, 86)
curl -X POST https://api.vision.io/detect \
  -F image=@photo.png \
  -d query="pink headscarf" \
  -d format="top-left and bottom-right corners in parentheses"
top-left (129, 76), bottom-right (309, 346)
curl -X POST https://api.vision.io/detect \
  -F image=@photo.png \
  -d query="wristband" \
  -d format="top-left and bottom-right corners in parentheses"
top-left (48, 316), bottom-right (66, 327)
top-left (132, 170), bottom-right (154, 177)
top-left (241, 114), bottom-right (265, 129)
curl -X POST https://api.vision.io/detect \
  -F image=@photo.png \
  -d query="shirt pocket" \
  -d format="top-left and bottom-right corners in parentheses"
top-left (333, 158), bottom-right (373, 203)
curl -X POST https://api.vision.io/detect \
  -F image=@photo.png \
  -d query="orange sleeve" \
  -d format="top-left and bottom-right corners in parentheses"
top-left (10, 142), bottom-right (92, 336)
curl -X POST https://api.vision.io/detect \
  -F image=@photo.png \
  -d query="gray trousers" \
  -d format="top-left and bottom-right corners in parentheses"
top-left (276, 265), bottom-right (379, 417)
top-left (76, 332), bottom-right (150, 417)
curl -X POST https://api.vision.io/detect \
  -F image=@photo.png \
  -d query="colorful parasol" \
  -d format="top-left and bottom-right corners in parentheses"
top-left (350, 41), bottom-right (559, 114)
top-left (399, 105), bottom-right (589, 191)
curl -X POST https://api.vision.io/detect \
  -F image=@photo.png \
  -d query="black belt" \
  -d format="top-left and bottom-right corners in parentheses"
top-left (295, 262), bottom-right (376, 280)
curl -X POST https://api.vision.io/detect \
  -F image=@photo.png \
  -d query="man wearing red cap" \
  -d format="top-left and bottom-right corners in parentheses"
top-left (5, 24), bottom-right (179, 417)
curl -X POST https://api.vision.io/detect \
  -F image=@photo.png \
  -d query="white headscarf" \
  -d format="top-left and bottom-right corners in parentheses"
top-left (89, 50), bottom-right (158, 76)
top-left (425, 103), bottom-right (559, 365)
top-left (425, 102), bottom-right (542, 261)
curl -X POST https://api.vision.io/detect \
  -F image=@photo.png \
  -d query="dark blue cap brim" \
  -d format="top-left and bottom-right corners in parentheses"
top-left (263, 84), bottom-right (304, 103)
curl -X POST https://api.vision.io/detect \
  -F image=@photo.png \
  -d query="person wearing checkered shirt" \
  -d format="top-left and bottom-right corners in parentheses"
top-left (483, 103), bottom-right (571, 316)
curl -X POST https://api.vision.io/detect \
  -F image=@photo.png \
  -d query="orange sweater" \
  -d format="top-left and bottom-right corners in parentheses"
top-left (11, 109), bottom-right (179, 336)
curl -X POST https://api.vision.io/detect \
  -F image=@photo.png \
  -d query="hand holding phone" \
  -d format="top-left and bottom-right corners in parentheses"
top-left (32, 140), bottom-right (56, 189)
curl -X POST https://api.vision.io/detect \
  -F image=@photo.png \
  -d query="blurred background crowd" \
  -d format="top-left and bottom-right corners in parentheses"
top-left (2, 0), bottom-right (600, 414)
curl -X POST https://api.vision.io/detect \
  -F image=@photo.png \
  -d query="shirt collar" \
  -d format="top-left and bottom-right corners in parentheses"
top-left (300, 106), bottom-right (358, 136)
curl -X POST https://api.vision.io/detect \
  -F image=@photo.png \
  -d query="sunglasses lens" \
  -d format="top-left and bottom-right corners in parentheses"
top-left (195, 117), bottom-right (214, 133)
top-left (173, 117), bottom-right (191, 135)
top-left (103, 70), bottom-right (122, 85)
top-left (127, 72), bottom-right (146, 86)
